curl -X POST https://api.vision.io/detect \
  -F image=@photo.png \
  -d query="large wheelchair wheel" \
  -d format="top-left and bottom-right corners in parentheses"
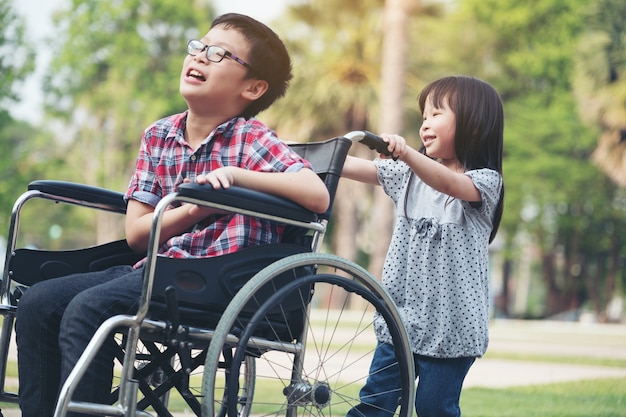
top-left (202, 253), bottom-right (415, 417)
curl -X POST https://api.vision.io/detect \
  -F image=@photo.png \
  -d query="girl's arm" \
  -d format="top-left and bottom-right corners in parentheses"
top-left (341, 155), bottom-right (380, 185)
top-left (403, 148), bottom-right (481, 201)
top-left (385, 134), bottom-right (481, 202)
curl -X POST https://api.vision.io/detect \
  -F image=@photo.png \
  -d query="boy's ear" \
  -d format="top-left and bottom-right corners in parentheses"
top-left (242, 79), bottom-right (269, 101)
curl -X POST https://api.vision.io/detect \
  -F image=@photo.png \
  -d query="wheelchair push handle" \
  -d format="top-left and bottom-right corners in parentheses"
top-left (344, 130), bottom-right (398, 160)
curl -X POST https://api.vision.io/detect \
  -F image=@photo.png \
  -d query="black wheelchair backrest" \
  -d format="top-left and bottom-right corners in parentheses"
top-left (288, 137), bottom-right (352, 221)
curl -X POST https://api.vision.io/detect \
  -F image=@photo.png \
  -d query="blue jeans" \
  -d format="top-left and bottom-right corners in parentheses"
top-left (15, 265), bottom-right (143, 417)
top-left (347, 342), bottom-right (475, 417)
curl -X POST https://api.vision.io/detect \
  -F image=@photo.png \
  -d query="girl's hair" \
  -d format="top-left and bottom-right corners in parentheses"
top-left (417, 75), bottom-right (505, 243)
top-left (211, 13), bottom-right (293, 119)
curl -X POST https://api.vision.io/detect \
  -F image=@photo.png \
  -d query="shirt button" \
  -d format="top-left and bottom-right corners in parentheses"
top-left (190, 155), bottom-right (197, 161)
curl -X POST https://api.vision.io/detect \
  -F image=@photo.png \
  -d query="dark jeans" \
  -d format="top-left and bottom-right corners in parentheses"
top-left (15, 265), bottom-right (143, 417)
top-left (347, 341), bottom-right (475, 417)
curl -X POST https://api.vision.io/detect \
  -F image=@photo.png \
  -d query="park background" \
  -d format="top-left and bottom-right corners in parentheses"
top-left (0, 0), bottom-right (626, 323)
top-left (1, 1), bottom-right (626, 416)
top-left (2, 0), bottom-right (625, 323)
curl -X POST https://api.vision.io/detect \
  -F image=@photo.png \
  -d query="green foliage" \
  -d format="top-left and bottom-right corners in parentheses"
top-left (581, 0), bottom-right (626, 88)
top-left (3, 0), bottom-right (625, 317)
top-left (42, 0), bottom-right (216, 190)
top-left (22, 0), bottom-right (218, 242)
top-left (0, 112), bottom-right (31, 228)
top-left (501, 92), bottom-right (601, 243)
top-left (265, 0), bottom-right (626, 317)
top-left (0, 0), bottom-right (34, 107)
top-left (573, 0), bottom-right (626, 187)
top-left (0, 111), bottom-right (84, 246)
top-left (264, 0), bottom-right (387, 140)
top-left (44, 0), bottom-right (211, 119)
top-left (458, 0), bottom-right (587, 97)
top-left (0, 0), bottom-right (218, 245)
top-left (266, 0), bottom-right (444, 141)
top-left (443, 0), bottom-right (626, 316)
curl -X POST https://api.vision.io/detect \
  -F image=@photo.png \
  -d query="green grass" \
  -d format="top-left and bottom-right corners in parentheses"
top-left (165, 377), bottom-right (626, 416)
top-left (1, 379), bottom-right (624, 416)
top-left (163, 375), bottom-right (626, 417)
top-left (164, 382), bottom-right (361, 416)
top-left (1, 361), bottom-right (625, 416)
top-left (461, 377), bottom-right (626, 417)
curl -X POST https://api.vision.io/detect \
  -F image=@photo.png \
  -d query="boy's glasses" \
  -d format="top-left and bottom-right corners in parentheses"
top-left (186, 39), bottom-right (253, 70)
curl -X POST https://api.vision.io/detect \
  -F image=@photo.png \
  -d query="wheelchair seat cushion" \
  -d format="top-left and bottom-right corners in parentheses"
top-left (8, 240), bottom-right (145, 286)
top-left (149, 243), bottom-right (312, 315)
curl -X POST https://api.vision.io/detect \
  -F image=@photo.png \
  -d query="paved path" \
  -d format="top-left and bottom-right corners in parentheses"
top-left (465, 319), bottom-right (626, 388)
top-left (1, 319), bottom-right (624, 416)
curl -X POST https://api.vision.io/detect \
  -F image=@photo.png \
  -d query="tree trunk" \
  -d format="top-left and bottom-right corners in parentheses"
top-left (500, 258), bottom-right (513, 317)
top-left (370, 0), bottom-right (414, 278)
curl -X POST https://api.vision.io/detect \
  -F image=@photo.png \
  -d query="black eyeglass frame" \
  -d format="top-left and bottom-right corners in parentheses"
top-left (186, 39), bottom-right (253, 71)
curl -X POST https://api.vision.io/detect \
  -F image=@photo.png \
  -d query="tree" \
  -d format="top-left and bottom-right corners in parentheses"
top-left (0, 0), bottom-right (35, 238)
top-left (266, 0), bottom-right (385, 139)
top-left (573, 0), bottom-right (626, 187)
top-left (265, 0), bottom-right (438, 282)
top-left (0, 0), bottom-right (34, 109)
top-left (0, 113), bottom-right (33, 230)
top-left (42, 0), bottom-right (215, 242)
top-left (367, 0), bottom-right (418, 279)
top-left (451, 0), bottom-right (626, 318)
top-left (264, 0), bottom-right (387, 285)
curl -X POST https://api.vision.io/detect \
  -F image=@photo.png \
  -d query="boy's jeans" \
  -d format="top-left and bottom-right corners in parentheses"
top-left (15, 265), bottom-right (143, 417)
top-left (347, 341), bottom-right (475, 417)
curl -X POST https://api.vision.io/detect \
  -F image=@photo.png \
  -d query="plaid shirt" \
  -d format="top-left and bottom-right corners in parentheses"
top-left (126, 111), bottom-right (310, 264)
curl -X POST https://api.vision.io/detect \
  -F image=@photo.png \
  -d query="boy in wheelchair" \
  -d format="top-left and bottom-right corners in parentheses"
top-left (15, 13), bottom-right (329, 417)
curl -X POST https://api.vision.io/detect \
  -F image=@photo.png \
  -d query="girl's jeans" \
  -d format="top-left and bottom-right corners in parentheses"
top-left (15, 265), bottom-right (143, 417)
top-left (347, 341), bottom-right (475, 417)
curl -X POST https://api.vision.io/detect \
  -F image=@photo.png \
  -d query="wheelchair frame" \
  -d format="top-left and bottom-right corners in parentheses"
top-left (0, 133), bottom-right (415, 417)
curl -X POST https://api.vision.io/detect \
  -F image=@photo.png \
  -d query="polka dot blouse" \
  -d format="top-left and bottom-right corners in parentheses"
top-left (373, 159), bottom-right (502, 358)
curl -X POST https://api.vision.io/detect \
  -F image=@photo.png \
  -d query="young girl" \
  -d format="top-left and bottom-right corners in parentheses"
top-left (343, 75), bottom-right (504, 417)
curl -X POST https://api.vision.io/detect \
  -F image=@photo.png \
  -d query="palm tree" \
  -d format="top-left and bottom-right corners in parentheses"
top-left (573, 0), bottom-right (626, 187)
top-left (264, 0), bottom-right (386, 287)
top-left (266, 0), bottom-right (428, 285)
top-left (367, 0), bottom-right (419, 278)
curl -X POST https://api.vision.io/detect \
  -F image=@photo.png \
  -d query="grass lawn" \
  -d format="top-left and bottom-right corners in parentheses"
top-left (461, 377), bottom-right (626, 417)
top-left (161, 376), bottom-right (626, 416)
top-left (1, 362), bottom-right (625, 416)
top-left (1, 319), bottom-right (624, 415)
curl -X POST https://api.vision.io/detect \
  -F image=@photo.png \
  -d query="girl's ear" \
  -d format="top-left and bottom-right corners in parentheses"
top-left (242, 79), bottom-right (269, 101)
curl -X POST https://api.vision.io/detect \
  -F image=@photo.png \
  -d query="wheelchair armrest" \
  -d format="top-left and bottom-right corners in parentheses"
top-left (177, 183), bottom-right (318, 223)
top-left (28, 180), bottom-right (127, 214)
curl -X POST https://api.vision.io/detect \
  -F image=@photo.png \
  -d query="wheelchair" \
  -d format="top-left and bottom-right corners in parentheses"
top-left (0, 132), bottom-right (415, 417)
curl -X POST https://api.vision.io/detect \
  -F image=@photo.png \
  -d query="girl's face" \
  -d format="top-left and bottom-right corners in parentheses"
top-left (419, 94), bottom-right (458, 167)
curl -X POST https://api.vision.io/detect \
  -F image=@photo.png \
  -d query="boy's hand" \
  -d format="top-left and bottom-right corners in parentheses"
top-left (181, 168), bottom-right (235, 217)
top-left (194, 167), bottom-right (236, 189)
top-left (380, 134), bottom-right (408, 160)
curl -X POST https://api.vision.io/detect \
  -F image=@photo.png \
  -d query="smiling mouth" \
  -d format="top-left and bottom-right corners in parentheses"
top-left (187, 69), bottom-right (206, 81)
top-left (423, 137), bottom-right (435, 146)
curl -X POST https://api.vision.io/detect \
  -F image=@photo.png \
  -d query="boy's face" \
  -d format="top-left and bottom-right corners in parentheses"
top-left (180, 25), bottom-right (254, 115)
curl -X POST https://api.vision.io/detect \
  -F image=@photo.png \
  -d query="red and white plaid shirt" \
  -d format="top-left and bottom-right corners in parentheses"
top-left (125, 111), bottom-right (310, 265)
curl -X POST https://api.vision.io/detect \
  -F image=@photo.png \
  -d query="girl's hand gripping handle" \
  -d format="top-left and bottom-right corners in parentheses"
top-left (344, 130), bottom-right (398, 160)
